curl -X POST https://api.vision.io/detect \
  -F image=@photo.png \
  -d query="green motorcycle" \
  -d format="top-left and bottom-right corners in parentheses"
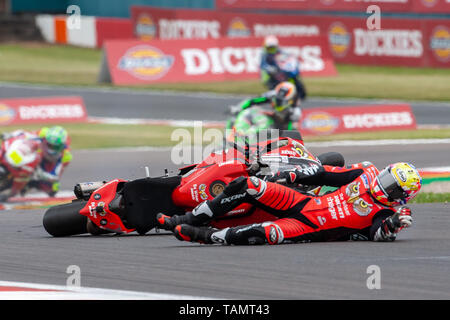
top-left (226, 104), bottom-right (298, 145)
top-left (225, 102), bottom-right (345, 176)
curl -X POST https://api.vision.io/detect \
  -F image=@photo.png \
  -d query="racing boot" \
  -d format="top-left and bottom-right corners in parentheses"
top-left (174, 224), bottom-right (260, 246)
top-left (157, 176), bottom-right (254, 230)
top-left (173, 224), bottom-right (218, 244)
top-left (156, 200), bottom-right (216, 231)
top-left (156, 213), bottom-right (191, 231)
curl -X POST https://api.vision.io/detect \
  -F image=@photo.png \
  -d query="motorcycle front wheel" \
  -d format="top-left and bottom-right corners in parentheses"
top-left (318, 152), bottom-right (345, 167)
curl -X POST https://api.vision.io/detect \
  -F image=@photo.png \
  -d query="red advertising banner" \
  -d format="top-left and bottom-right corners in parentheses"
top-left (217, 0), bottom-right (309, 10)
top-left (324, 16), bottom-right (450, 68)
top-left (412, 0), bottom-right (450, 13)
top-left (101, 36), bottom-right (337, 85)
top-left (299, 104), bottom-right (417, 135)
top-left (131, 6), bottom-right (322, 40)
top-left (95, 17), bottom-right (134, 48)
top-left (0, 96), bottom-right (88, 126)
top-left (423, 21), bottom-right (450, 67)
top-left (132, 6), bottom-right (220, 40)
top-left (130, 6), bottom-right (450, 68)
top-left (216, 0), bottom-right (450, 14)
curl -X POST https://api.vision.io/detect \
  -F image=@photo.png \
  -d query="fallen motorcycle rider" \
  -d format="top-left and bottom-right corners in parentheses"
top-left (157, 162), bottom-right (422, 245)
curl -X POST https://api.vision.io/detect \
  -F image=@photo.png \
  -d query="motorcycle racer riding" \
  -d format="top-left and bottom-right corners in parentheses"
top-left (260, 35), bottom-right (307, 101)
top-left (157, 162), bottom-right (421, 245)
top-left (227, 81), bottom-right (302, 133)
top-left (0, 126), bottom-right (72, 199)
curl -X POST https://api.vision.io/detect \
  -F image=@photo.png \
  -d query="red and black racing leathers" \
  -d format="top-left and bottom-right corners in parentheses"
top-left (162, 162), bottom-right (411, 245)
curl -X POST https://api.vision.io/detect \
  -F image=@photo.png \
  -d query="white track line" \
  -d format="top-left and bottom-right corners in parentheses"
top-left (306, 138), bottom-right (450, 148)
top-left (88, 116), bottom-right (224, 127)
top-left (0, 281), bottom-right (216, 300)
top-left (74, 138), bottom-right (450, 154)
top-left (420, 166), bottom-right (450, 172)
top-left (88, 116), bottom-right (450, 130)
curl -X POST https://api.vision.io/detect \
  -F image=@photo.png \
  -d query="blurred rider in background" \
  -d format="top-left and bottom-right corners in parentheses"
top-left (228, 81), bottom-right (302, 131)
top-left (260, 35), bottom-right (307, 101)
top-left (1, 126), bottom-right (72, 198)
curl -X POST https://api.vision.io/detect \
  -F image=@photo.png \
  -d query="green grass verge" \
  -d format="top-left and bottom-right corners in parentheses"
top-left (1, 123), bottom-right (198, 149)
top-left (305, 64), bottom-right (450, 102)
top-left (1, 42), bottom-right (450, 101)
top-left (2, 123), bottom-right (450, 150)
top-left (0, 42), bottom-right (101, 85)
top-left (411, 192), bottom-right (450, 204)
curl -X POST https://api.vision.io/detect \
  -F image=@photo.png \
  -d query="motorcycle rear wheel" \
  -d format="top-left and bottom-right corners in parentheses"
top-left (43, 200), bottom-right (88, 237)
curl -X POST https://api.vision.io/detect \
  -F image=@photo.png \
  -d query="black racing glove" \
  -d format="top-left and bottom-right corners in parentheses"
top-left (385, 206), bottom-right (413, 232)
top-left (247, 161), bottom-right (270, 176)
top-left (267, 170), bottom-right (299, 184)
top-left (373, 206), bottom-right (413, 241)
top-left (267, 162), bottom-right (323, 184)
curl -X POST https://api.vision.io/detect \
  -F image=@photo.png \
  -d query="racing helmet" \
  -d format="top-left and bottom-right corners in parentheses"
top-left (264, 35), bottom-right (279, 54)
top-left (40, 126), bottom-right (68, 160)
top-left (271, 82), bottom-right (297, 114)
top-left (370, 162), bottom-right (422, 207)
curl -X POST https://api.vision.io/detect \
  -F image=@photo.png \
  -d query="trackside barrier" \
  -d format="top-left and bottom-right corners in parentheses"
top-left (298, 104), bottom-right (417, 135)
top-left (0, 96), bottom-right (88, 125)
top-left (35, 15), bottom-right (133, 48)
top-left (131, 6), bottom-right (450, 68)
top-left (35, 8), bottom-right (450, 68)
top-left (98, 36), bottom-right (337, 85)
top-left (216, 0), bottom-right (450, 13)
top-left (87, 103), bottom-right (417, 136)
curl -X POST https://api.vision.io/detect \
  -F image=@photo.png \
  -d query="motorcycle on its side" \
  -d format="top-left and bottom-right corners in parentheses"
top-left (43, 131), bottom-right (344, 237)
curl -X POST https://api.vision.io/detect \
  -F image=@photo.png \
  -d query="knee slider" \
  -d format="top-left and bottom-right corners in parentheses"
top-left (246, 176), bottom-right (265, 198)
top-left (227, 223), bottom-right (266, 245)
top-left (262, 222), bottom-right (284, 245)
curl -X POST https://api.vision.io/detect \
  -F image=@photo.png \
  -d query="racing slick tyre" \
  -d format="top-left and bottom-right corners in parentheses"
top-left (43, 200), bottom-right (88, 237)
top-left (280, 130), bottom-right (302, 141)
top-left (318, 152), bottom-right (345, 167)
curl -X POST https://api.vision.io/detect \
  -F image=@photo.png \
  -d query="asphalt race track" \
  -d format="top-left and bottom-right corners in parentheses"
top-left (1, 83), bottom-right (450, 299)
top-left (0, 203), bottom-right (449, 299)
top-left (1, 82), bottom-right (450, 125)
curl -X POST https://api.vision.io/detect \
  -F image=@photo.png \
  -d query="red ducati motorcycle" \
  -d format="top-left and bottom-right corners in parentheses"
top-left (0, 135), bottom-right (41, 202)
top-left (43, 131), bottom-right (344, 237)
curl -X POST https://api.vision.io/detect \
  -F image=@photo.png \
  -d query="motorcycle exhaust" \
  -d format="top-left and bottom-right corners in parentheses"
top-left (74, 181), bottom-right (107, 200)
